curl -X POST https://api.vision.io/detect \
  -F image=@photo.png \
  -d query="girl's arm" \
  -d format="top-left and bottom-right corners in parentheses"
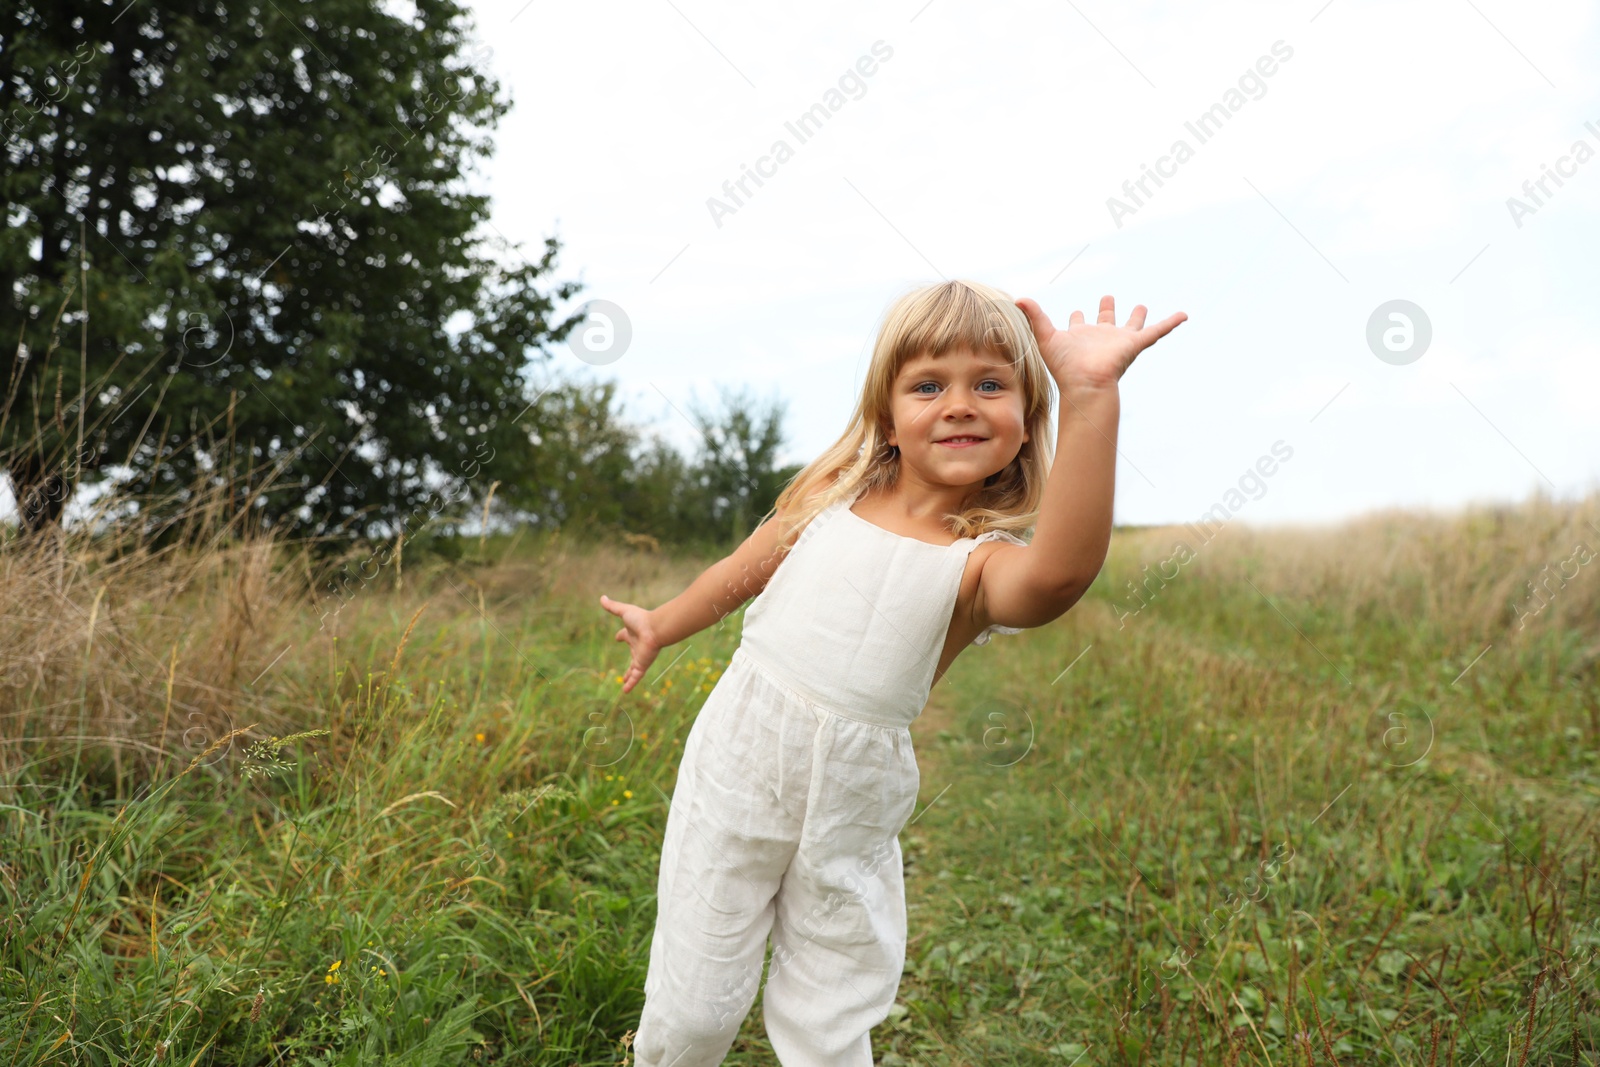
top-left (649, 515), bottom-right (792, 646)
top-left (972, 295), bottom-right (1186, 634)
top-left (601, 499), bottom-right (805, 692)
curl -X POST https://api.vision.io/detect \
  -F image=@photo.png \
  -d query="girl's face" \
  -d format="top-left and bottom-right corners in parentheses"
top-left (885, 346), bottom-right (1030, 485)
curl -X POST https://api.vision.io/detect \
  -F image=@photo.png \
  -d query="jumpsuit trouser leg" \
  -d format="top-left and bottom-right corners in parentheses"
top-left (761, 706), bottom-right (921, 1065)
top-left (633, 653), bottom-right (919, 1067)
top-left (633, 653), bottom-right (802, 1066)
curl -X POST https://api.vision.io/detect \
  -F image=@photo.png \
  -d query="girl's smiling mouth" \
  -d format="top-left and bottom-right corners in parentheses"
top-left (937, 435), bottom-right (987, 448)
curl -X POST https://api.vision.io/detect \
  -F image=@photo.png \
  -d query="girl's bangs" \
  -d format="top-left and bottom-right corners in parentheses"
top-left (890, 285), bottom-right (1026, 373)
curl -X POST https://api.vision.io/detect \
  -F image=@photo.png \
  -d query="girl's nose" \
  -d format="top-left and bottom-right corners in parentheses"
top-left (941, 391), bottom-right (979, 414)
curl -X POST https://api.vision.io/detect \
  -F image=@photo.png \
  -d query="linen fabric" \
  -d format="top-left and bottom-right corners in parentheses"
top-left (633, 489), bottom-right (1026, 1065)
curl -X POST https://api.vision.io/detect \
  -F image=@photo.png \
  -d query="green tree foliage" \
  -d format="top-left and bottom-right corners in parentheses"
top-left (684, 384), bottom-right (795, 544)
top-left (502, 372), bottom-right (639, 535)
top-left (1, 0), bottom-right (581, 541)
top-left (486, 375), bottom-right (798, 553)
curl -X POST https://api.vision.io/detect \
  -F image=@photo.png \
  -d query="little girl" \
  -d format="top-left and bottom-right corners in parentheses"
top-left (600, 279), bottom-right (1185, 1065)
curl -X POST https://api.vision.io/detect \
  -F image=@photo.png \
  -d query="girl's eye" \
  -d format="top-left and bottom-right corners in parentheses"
top-left (914, 380), bottom-right (1005, 394)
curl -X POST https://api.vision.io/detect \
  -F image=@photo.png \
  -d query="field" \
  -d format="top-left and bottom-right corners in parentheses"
top-left (3, 491), bottom-right (1598, 1065)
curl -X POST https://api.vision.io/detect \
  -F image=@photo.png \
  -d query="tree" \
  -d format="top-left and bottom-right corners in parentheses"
top-left (487, 378), bottom-right (797, 552)
top-left (685, 384), bottom-right (794, 544)
top-left (1, 0), bottom-right (580, 541)
top-left (501, 371), bottom-right (642, 534)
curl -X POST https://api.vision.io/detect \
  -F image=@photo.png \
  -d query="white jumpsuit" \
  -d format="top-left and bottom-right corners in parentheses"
top-left (633, 488), bottom-right (1025, 1066)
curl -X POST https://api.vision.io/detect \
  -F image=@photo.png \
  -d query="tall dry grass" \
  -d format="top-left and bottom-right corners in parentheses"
top-left (0, 447), bottom-right (737, 796)
top-left (11, 481), bottom-right (1595, 780)
top-left (1, 453), bottom-right (664, 1064)
top-left (1111, 490), bottom-right (1600, 671)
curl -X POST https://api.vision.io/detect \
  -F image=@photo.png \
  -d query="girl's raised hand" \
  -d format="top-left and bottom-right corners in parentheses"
top-left (1016, 295), bottom-right (1186, 391)
top-left (599, 594), bottom-right (662, 694)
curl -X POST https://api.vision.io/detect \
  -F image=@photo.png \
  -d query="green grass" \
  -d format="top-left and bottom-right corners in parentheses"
top-left (2, 502), bottom-right (1597, 1065)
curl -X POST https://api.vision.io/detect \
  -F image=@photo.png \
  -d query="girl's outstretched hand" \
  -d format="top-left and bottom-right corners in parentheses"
top-left (1016, 295), bottom-right (1186, 391)
top-left (599, 594), bottom-right (662, 694)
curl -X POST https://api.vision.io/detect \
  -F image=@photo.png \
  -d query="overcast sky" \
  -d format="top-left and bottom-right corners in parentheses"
top-left (466, 0), bottom-right (1599, 529)
top-left (8, 0), bottom-right (1594, 531)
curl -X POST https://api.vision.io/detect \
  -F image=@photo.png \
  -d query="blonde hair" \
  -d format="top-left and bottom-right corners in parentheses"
top-left (762, 278), bottom-right (1056, 555)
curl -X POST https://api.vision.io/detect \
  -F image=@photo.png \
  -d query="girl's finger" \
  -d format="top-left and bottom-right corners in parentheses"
top-left (1125, 305), bottom-right (1148, 331)
top-left (1014, 297), bottom-right (1055, 340)
top-left (1069, 309), bottom-right (1085, 327)
top-left (1143, 311), bottom-right (1188, 341)
top-left (1097, 295), bottom-right (1116, 324)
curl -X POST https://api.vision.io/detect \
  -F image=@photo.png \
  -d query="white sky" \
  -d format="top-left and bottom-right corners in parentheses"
top-left (6, 0), bottom-right (1595, 531)
top-left (469, 0), bottom-right (1600, 528)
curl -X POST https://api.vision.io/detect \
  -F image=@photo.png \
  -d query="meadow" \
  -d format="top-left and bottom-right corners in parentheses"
top-left (2, 488), bottom-right (1597, 1065)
